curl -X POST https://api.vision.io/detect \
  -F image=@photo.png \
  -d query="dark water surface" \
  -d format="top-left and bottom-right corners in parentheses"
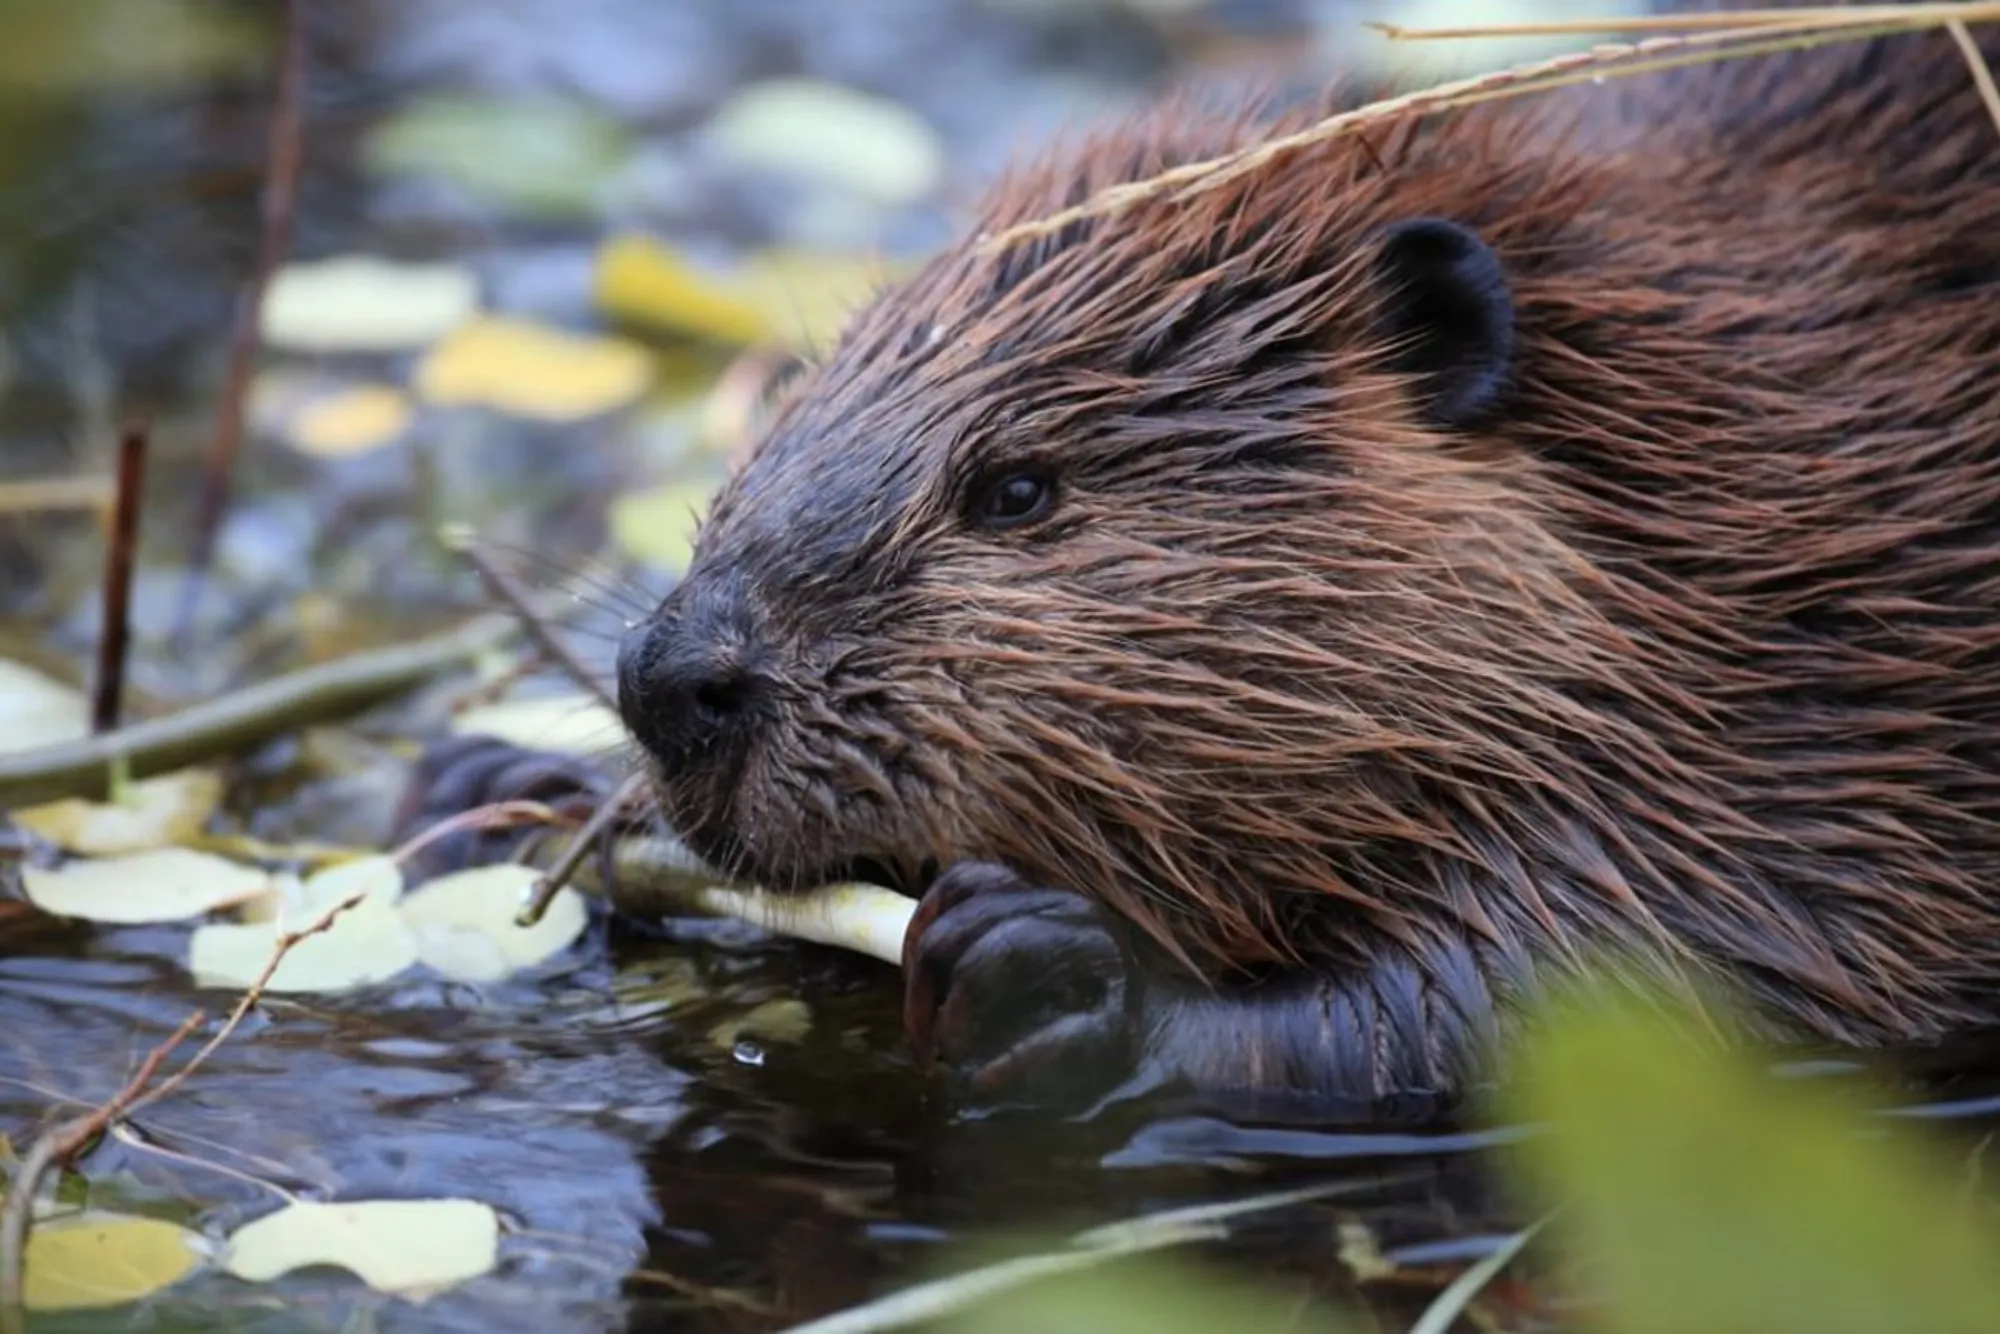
top-left (6, 3), bottom-right (2000, 1332)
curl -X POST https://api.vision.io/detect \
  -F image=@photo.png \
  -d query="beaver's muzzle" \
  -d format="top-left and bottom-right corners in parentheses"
top-left (615, 577), bottom-right (767, 779)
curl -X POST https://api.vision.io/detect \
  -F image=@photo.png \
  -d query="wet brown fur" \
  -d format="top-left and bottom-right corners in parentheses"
top-left (650, 11), bottom-right (2000, 1059)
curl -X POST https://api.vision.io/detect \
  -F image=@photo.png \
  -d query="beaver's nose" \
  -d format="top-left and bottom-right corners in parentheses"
top-left (615, 591), bottom-right (764, 773)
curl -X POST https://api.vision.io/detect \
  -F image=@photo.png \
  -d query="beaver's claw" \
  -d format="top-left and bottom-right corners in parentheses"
top-left (902, 862), bottom-right (1140, 1112)
top-left (391, 734), bottom-right (616, 877)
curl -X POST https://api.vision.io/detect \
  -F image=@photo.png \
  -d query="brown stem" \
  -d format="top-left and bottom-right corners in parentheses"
top-left (173, 0), bottom-right (308, 645)
top-left (0, 885), bottom-right (376, 1315)
top-left (0, 612), bottom-right (517, 809)
top-left (90, 422), bottom-right (150, 734)
top-left (0, 1010), bottom-right (205, 1315)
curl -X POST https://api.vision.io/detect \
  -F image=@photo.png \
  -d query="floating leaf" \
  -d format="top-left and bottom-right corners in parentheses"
top-left (364, 93), bottom-right (631, 219)
top-left (398, 863), bottom-right (588, 983)
top-left (23, 1209), bottom-right (206, 1311)
top-left (605, 479), bottom-right (718, 573)
top-left (298, 854), bottom-right (405, 913)
top-left (1503, 979), bottom-right (2000, 1334)
top-left (21, 846), bottom-right (271, 924)
top-left (709, 998), bottom-right (812, 1050)
top-left (261, 255), bottom-right (479, 353)
top-left (284, 384), bottom-right (415, 458)
top-left (594, 235), bottom-right (893, 353)
top-left (414, 316), bottom-right (654, 421)
top-left (450, 694), bottom-right (625, 758)
top-left (14, 768), bottom-right (224, 855)
top-left (187, 892), bottom-right (418, 994)
top-left (0, 657), bottom-right (88, 753)
top-left (704, 78), bottom-right (943, 207)
top-left (223, 1198), bottom-right (499, 1301)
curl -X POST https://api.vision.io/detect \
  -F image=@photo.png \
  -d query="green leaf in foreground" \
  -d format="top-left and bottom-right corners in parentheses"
top-left (1502, 984), bottom-right (2000, 1334)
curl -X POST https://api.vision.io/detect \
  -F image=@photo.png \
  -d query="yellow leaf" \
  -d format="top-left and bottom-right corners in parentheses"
top-left (23, 1210), bottom-right (205, 1310)
top-left (14, 768), bottom-right (224, 855)
top-left (397, 863), bottom-right (588, 983)
top-left (605, 479), bottom-right (719, 573)
top-left (594, 234), bottom-right (772, 346)
top-left (594, 234), bottom-right (896, 352)
top-left (297, 853), bottom-right (405, 914)
top-left (286, 385), bottom-right (414, 458)
top-left (224, 1198), bottom-right (498, 1301)
top-left (735, 248), bottom-right (891, 352)
top-left (21, 846), bottom-right (272, 924)
top-left (414, 316), bottom-right (653, 421)
top-left (187, 892), bottom-right (418, 994)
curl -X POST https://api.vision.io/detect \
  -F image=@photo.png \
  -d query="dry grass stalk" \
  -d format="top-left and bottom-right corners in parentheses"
top-left (982, 3), bottom-right (2000, 251)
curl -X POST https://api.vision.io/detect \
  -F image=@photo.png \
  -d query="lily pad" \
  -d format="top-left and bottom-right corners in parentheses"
top-left (594, 234), bottom-right (891, 352)
top-left (605, 479), bottom-right (718, 574)
top-left (397, 863), bottom-right (588, 983)
top-left (704, 78), bottom-right (943, 207)
top-left (261, 255), bottom-right (479, 353)
top-left (415, 316), bottom-right (654, 421)
top-left (450, 694), bottom-right (625, 758)
top-left (23, 1209), bottom-right (206, 1311)
top-left (224, 1198), bottom-right (499, 1301)
top-left (14, 768), bottom-right (225, 855)
top-left (21, 847), bottom-right (272, 924)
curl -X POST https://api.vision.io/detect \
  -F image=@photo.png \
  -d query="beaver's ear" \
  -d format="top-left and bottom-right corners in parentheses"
top-left (1371, 217), bottom-right (1513, 427)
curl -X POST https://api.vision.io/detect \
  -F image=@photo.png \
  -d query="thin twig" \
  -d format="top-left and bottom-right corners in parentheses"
top-left (1946, 17), bottom-right (2000, 137)
top-left (982, 7), bottom-right (1994, 250)
top-left (126, 892), bottom-right (369, 1117)
top-left (1371, 2), bottom-right (2000, 42)
top-left (0, 612), bottom-right (517, 809)
top-left (517, 772), bottom-right (644, 927)
top-left (89, 422), bottom-right (149, 734)
top-left (1406, 1216), bottom-right (1549, 1334)
top-left (439, 524), bottom-right (615, 708)
top-left (788, 1178), bottom-right (1398, 1334)
top-left (0, 885), bottom-right (372, 1314)
top-left (388, 797), bottom-right (571, 865)
top-left (0, 1010), bottom-right (205, 1312)
top-left (173, 0), bottom-right (308, 646)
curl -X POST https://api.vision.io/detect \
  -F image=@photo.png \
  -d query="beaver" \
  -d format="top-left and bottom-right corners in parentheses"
top-left (406, 7), bottom-right (2000, 1114)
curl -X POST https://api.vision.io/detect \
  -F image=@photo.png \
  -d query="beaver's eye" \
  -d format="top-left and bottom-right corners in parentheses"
top-left (970, 469), bottom-right (1057, 530)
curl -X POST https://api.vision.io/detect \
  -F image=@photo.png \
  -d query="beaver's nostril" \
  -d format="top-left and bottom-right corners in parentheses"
top-left (692, 671), bottom-right (750, 721)
top-left (616, 602), bottom-right (764, 772)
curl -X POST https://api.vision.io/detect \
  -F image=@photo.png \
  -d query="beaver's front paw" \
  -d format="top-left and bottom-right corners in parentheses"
top-left (391, 734), bottom-right (616, 876)
top-left (902, 862), bottom-right (1141, 1112)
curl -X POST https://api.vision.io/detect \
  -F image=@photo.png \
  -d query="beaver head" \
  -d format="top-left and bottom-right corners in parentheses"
top-left (613, 101), bottom-right (1687, 983)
